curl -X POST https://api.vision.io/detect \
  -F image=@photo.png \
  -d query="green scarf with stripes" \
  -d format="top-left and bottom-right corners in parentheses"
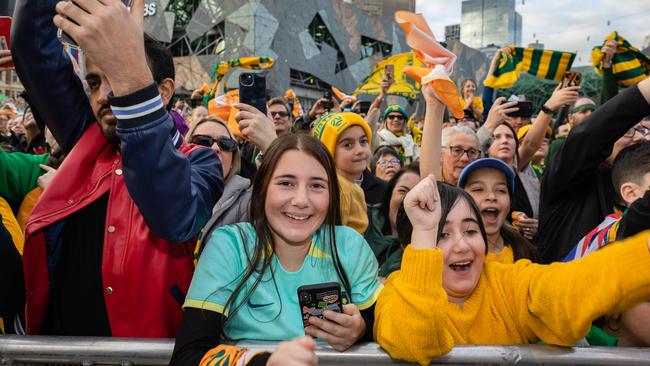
top-left (484, 46), bottom-right (576, 89)
top-left (592, 31), bottom-right (650, 87)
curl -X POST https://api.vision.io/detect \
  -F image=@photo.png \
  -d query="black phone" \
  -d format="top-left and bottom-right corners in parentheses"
top-left (239, 72), bottom-right (267, 115)
top-left (507, 101), bottom-right (533, 118)
top-left (57, 0), bottom-right (134, 47)
top-left (322, 91), bottom-right (333, 111)
top-left (298, 282), bottom-right (342, 327)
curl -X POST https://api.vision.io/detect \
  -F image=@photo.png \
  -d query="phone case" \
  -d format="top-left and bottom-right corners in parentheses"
top-left (298, 282), bottom-right (342, 327)
top-left (0, 16), bottom-right (13, 68)
top-left (239, 73), bottom-right (267, 115)
top-left (562, 72), bottom-right (582, 88)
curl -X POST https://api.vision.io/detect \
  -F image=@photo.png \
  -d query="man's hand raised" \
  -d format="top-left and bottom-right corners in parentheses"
top-left (53, 0), bottom-right (153, 96)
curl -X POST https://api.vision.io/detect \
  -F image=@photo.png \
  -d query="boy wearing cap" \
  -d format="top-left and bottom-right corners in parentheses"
top-left (377, 104), bottom-right (418, 163)
top-left (312, 112), bottom-right (372, 234)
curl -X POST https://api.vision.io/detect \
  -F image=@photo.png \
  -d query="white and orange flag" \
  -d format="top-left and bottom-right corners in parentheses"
top-left (394, 11), bottom-right (464, 118)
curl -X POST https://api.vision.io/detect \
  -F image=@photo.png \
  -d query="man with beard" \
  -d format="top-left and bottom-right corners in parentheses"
top-left (12, 0), bottom-right (223, 337)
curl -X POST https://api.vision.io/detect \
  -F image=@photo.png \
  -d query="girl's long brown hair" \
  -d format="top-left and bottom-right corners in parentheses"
top-left (216, 133), bottom-right (351, 338)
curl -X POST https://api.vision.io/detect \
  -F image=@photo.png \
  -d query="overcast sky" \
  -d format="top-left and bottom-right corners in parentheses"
top-left (415, 0), bottom-right (650, 66)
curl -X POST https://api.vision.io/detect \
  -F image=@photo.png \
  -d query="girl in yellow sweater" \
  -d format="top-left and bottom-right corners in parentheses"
top-left (374, 174), bottom-right (650, 366)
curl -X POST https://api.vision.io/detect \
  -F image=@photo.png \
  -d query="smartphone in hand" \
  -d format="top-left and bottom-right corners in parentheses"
top-left (322, 91), bottom-right (333, 111)
top-left (0, 16), bottom-right (13, 68)
top-left (57, 0), bottom-right (134, 47)
top-left (239, 72), bottom-right (267, 115)
top-left (384, 64), bottom-right (394, 83)
top-left (298, 282), bottom-right (343, 327)
top-left (562, 71), bottom-right (582, 89)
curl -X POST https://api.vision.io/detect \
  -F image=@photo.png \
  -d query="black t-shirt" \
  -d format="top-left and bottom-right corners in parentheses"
top-left (41, 193), bottom-right (111, 336)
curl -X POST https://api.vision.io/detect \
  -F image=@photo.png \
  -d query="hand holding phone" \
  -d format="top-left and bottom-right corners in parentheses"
top-left (57, 0), bottom-right (134, 47)
top-left (239, 73), bottom-right (267, 115)
top-left (322, 91), bottom-right (333, 111)
top-left (0, 16), bottom-right (14, 68)
top-left (300, 283), bottom-right (365, 352)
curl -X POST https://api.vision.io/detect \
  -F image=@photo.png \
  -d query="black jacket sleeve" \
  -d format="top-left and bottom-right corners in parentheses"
top-left (618, 190), bottom-right (650, 240)
top-left (170, 308), bottom-right (270, 366)
top-left (541, 85), bottom-right (650, 204)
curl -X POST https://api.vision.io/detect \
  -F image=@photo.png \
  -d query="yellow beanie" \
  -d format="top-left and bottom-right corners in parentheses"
top-left (311, 112), bottom-right (372, 157)
top-left (516, 124), bottom-right (552, 141)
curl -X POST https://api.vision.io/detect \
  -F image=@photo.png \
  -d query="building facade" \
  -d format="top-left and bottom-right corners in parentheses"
top-left (460, 0), bottom-right (521, 49)
top-left (144, 0), bottom-right (410, 106)
top-left (445, 24), bottom-right (461, 42)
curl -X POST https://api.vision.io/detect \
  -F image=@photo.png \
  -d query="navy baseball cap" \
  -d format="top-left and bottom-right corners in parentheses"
top-left (457, 158), bottom-right (515, 193)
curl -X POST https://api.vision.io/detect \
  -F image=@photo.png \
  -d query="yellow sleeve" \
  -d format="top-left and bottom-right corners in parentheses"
top-left (374, 246), bottom-right (454, 366)
top-left (472, 97), bottom-right (484, 118)
top-left (337, 176), bottom-right (368, 234)
top-left (1, 197), bottom-right (23, 255)
top-left (511, 231), bottom-right (650, 345)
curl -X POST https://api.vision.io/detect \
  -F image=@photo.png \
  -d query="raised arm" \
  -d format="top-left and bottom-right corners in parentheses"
top-left (541, 78), bottom-right (650, 202)
top-left (11, 0), bottom-right (95, 154)
top-left (375, 176), bottom-right (455, 365)
top-left (54, 0), bottom-right (223, 241)
top-left (517, 85), bottom-right (579, 170)
top-left (418, 85), bottom-right (445, 178)
top-left (512, 231), bottom-right (650, 345)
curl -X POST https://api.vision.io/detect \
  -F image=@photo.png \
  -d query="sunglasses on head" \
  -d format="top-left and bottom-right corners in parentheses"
top-left (190, 135), bottom-right (238, 152)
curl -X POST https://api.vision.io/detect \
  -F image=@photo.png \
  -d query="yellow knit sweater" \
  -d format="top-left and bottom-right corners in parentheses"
top-left (374, 231), bottom-right (650, 366)
top-left (485, 245), bottom-right (514, 264)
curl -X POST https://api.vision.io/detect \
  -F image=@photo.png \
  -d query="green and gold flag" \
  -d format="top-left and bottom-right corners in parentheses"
top-left (592, 31), bottom-right (650, 87)
top-left (484, 46), bottom-right (575, 89)
top-left (353, 52), bottom-right (424, 101)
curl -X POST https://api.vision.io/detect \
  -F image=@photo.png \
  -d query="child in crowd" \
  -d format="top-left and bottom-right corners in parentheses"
top-left (375, 175), bottom-right (650, 366)
top-left (171, 134), bottom-right (381, 366)
top-left (458, 158), bottom-right (540, 263)
top-left (312, 112), bottom-right (373, 233)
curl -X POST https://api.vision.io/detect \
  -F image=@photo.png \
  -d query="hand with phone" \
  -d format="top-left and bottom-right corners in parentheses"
top-left (483, 97), bottom-right (519, 134)
top-left (0, 17), bottom-right (14, 69)
top-left (234, 103), bottom-right (277, 153)
top-left (304, 303), bottom-right (365, 352)
top-left (53, 0), bottom-right (153, 96)
top-left (544, 84), bottom-right (580, 112)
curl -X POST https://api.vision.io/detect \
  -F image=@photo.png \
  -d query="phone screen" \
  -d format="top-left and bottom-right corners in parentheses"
top-left (384, 64), bottom-right (394, 82)
top-left (57, 0), bottom-right (134, 47)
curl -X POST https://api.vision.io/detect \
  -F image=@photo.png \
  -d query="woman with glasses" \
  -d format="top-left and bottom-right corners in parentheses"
top-left (186, 116), bottom-right (252, 252)
top-left (372, 146), bottom-right (403, 182)
top-left (377, 104), bottom-right (419, 163)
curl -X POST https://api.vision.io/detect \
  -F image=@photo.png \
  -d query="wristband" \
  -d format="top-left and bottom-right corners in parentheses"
top-left (540, 104), bottom-right (555, 115)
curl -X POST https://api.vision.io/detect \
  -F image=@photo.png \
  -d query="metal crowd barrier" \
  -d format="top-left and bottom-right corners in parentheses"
top-left (1, 336), bottom-right (650, 365)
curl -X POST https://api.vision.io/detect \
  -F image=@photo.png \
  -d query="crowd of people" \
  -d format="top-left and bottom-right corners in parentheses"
top-left (1, 1), bottom-right (650, 366)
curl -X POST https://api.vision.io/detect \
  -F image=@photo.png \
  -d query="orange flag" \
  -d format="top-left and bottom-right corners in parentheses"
top-left (284, 89), bottom-right (304, 118)
top-left (394, 11), bottom-right (464, 118)
top-left (208, 89), bottom-right (244, 139)
top-left (331, 86), bottom-right (358, 103)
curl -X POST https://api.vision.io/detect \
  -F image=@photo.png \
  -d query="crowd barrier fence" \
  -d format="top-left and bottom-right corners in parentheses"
top-left (1, 336), bottom-right (650, 365)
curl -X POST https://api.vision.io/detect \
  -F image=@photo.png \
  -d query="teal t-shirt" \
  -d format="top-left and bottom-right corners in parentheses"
top-left (184, 223), bottom-right (383, 341)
